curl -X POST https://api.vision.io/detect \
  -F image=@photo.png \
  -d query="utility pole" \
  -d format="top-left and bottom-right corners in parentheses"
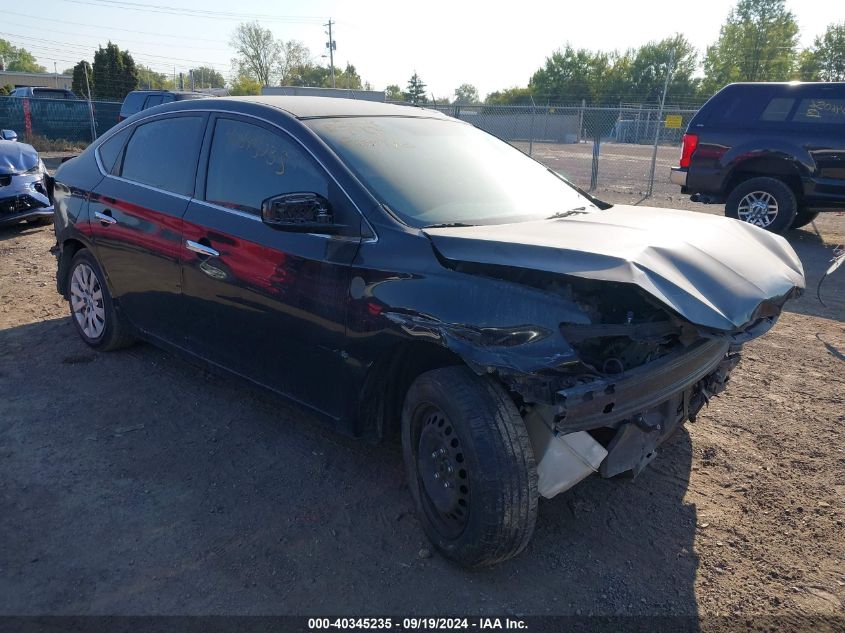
top-left (54, 61), bottom-right (58, 87)
top-left (646, 49), bottom-right (675, 197)
top-left (325, 19), bottom-right (336, 88)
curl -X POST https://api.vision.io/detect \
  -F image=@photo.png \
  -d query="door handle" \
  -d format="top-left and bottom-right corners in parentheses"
top-left (186, 240), bottom-right (220, 258)
top-left (94, 210), bottom-right (116, 225)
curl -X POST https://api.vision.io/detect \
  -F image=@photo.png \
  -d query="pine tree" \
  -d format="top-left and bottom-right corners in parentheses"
top-left (404, 72), bottom-right (428, 104)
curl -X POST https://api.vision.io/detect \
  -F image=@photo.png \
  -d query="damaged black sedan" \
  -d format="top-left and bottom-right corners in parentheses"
top-left (51, 97), bottom-right (805, 567)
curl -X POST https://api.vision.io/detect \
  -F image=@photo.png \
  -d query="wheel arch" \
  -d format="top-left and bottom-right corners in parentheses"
top-left (356, 340), bottom-right (468, 440)
top-left (724, 156), bottom-right (804, 202)
top-left (57, 237), bottom-right (90, 298)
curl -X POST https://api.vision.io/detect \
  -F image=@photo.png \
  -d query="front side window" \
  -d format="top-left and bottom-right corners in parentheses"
top-left (119, 116), bottom-right (204, 195)
top-left (204, 117), bottom-right (329, 214)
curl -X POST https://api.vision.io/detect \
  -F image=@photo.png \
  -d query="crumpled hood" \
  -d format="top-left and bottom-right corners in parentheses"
top-left (424, 205), bottom-right (805, 332)
top-left (0, 140), bottom-right (39, 175)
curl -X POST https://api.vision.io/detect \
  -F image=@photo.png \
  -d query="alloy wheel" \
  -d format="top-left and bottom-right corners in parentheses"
top-left (70, 263), bottom-right (106, 339)
top-left (737, 190), bottom-right (779, 228)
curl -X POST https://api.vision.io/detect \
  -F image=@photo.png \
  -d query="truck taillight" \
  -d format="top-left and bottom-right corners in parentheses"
top-left (680, 133), bottom-right (698, 168)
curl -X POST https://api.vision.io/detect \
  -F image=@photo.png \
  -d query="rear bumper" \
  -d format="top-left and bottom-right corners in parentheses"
top-left (670, 167), bottom-right (687, 187)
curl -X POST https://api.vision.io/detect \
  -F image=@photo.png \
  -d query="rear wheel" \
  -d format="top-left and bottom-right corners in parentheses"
top-left (401, 366), bottom-right (538, 567)
top-left (725, 177), bottom-right (797, 234)
top-left (790, 208), bottom-right (819, 230)
top-left (67, 249), bottom-right (135, 351)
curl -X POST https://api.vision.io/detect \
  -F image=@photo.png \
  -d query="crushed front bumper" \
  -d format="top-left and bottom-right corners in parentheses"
top-left (526, 340), bottom-right (741, 490)
top-left (0, 175), bottom-right (53, 228)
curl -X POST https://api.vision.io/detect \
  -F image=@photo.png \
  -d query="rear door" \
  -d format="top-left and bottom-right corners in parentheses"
top-left (789, 85), bottom-right (845, 203)
top-left (180, 114), bottom-right (362, 419)
top-left (89, 112), bottom-right (207, 342)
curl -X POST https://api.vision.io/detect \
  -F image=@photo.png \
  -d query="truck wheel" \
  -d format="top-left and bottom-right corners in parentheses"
top-left (67, 249), bottom-right (136, 351)
top-left (725, 177), bottom-right (797, 234)
top-left (401, 366), bottom-right (538, 567)
top-left (790, 208), bottom-right (819, 230)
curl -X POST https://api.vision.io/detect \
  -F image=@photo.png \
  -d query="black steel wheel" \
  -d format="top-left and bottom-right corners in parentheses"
top-left (414, 404), bottom-right (471, 539)
top-left (402, 366), bottom-right (538, 568)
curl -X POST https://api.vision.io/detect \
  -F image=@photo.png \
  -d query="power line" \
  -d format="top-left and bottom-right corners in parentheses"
top-left (60, 0), bottom-right (326, 23)
top-left (5, 9), bottom-right (224, 44)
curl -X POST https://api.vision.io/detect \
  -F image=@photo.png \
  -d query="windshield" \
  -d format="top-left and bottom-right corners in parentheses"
top-left (306, 116), bottom-right (593, 227)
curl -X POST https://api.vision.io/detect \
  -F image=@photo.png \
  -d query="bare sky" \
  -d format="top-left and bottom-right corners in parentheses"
top-left (7, 0), bottom-right (837, 98)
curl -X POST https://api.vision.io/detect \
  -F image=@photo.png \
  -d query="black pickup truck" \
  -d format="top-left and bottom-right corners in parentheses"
top-left (671, 82), bottom-right (845, 233)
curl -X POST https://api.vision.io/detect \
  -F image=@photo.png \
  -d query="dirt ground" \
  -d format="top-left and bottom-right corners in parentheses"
top-left (0, 164), bottom-right (844, 628)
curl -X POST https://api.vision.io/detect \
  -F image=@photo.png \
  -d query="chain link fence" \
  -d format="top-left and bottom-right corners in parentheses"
top-left (0, 96), bottom-right (122, 147)
top-left (429, 103), bottom-right (698, 204)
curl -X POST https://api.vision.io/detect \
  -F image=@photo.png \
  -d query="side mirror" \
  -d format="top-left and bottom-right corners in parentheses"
top-left (261, 192), bottom-right (346, 234)
top-left (1, 129), bottom-right (18, 142)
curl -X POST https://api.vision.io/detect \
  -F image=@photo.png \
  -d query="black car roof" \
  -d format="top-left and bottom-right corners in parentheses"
top-left (211, 96), bottom-right (451, 120)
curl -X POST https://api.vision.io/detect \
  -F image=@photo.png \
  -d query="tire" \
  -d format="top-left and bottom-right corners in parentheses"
top-left (725, 177), bottom-right (797, 234)
top-left (67, 249), bottom-right (135, 351)
top-left (401, 366), bottom-right (538, 567)
top-left (790, 208), bottom-right (819, 230)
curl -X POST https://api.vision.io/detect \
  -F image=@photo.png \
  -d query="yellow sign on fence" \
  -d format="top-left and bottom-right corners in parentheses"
top-left (665, 115), bottom-right (683, 129)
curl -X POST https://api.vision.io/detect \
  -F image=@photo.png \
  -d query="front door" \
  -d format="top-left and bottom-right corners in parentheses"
top-left (90, 113), bottom-right (206, 342)
top-left (180, 115), bottom-right (362, 420)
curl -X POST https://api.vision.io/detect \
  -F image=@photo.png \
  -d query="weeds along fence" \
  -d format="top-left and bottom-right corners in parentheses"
top-left (428, 103), bottom-right (699, 200)
top-left (0, 96), bottom-right (121, 146)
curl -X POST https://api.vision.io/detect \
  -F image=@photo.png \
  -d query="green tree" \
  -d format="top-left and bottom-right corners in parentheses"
top-left (454, 83), bottom-right (479, 104)
top-left (71, 60), bottom-right (94, 98)
top-left (0, 39), bottom-right (45, 72)
top-left (529, 45), bottom-right (605, 103)
top-left (278, 40), bottom-right (311, 85)
top-left (92, 42), bottom-right (138, 100)
top-left (137, 65), bottom-right (171, 90)
top-left (230, 21), bottom-right (279, 86)
top-left (404, 72), bottom-right (428, 104)
top-left (229, 74), bottom-right (262, 95)
top-left (703, 0), bottom-right (799, 93)
top-left (385, 84), bottom-right (403, 100)
top-left (628, 35), bottom-right (700, 104)
top-left (189, 65), bottom-right (225, 89)
top-left (335, 63), bottom-right (362, 89)
top-left (798, 22), bottom-right (845, 81)
top-left (485, 86), bottom-right (533, 105)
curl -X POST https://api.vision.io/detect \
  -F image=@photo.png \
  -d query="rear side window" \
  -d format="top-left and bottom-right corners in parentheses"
top-left (119, 116), bottom-right (204, 195)
top-left (708, 90), bottom-right (769, 126)
top-left (121, 92), bottom-right (146, 114)
top-left (144, 95), bottom-right (165, 108)
top-left (97, 127), bottom-right (132, 173)
top-left (204, 117), bottom-right (328, 214)
top-left (792, 98), bottom-right (845, 124)
top-left (760, 98), bottom-right (795, 122)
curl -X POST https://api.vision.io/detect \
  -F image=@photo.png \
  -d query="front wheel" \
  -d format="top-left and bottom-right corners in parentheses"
top-left (401, 366), bottom-right (538, 567)
top-left (725, 177), bottom-right (797, 234)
